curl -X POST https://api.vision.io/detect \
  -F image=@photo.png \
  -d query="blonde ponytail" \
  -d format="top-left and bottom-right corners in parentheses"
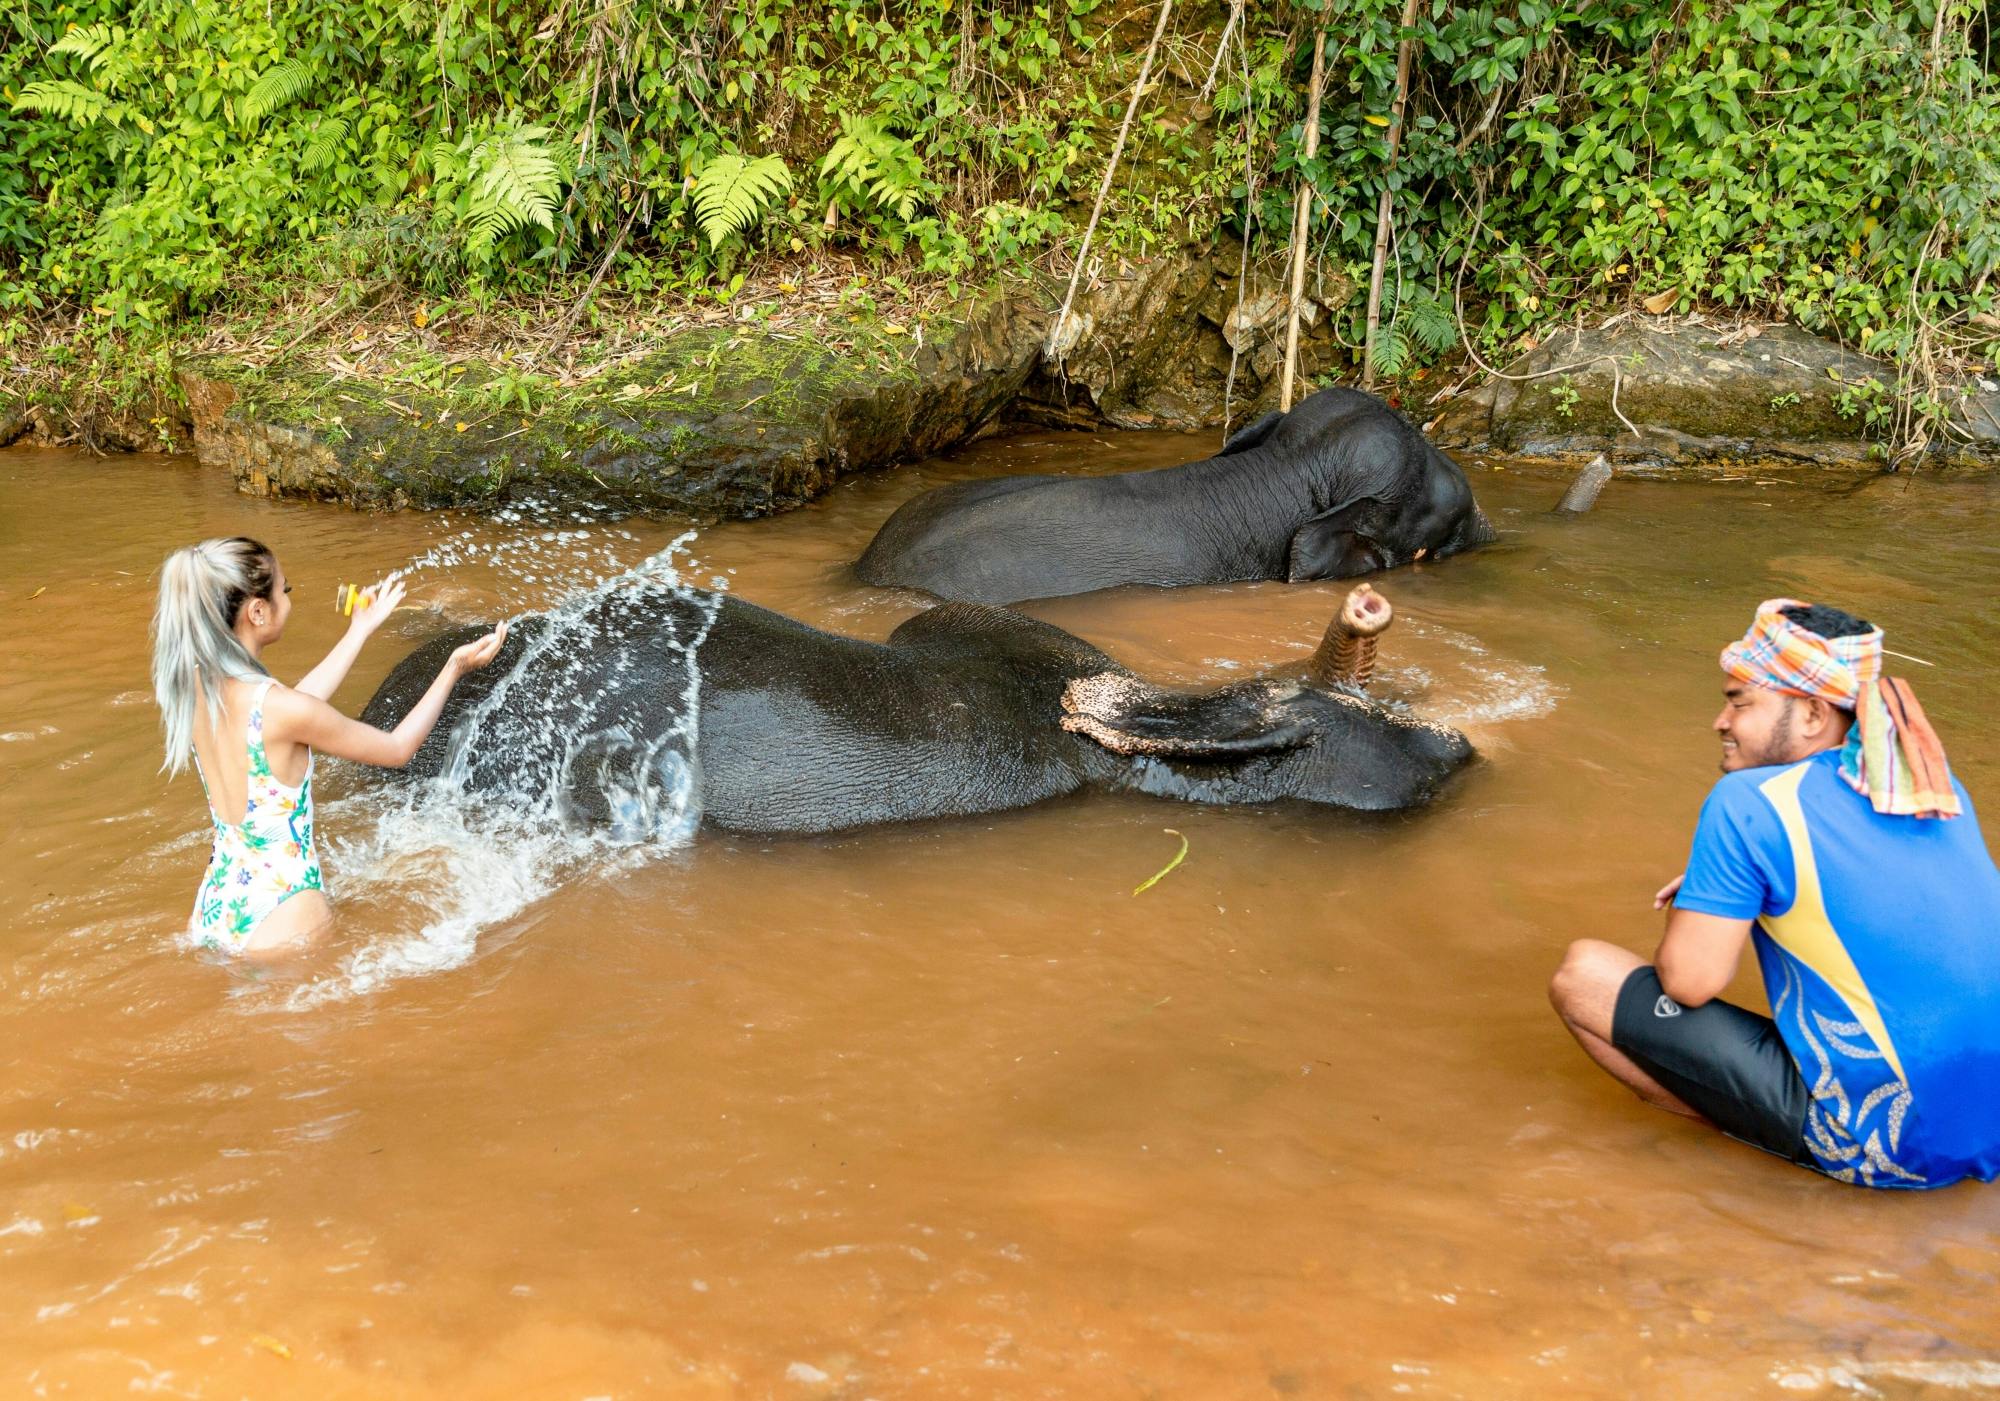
top-left (151, 537), bottom-right (276, 775)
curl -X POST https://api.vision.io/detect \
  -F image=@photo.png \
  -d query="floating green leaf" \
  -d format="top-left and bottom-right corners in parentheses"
top-left (1132, 829), bottom-right (1189, 896)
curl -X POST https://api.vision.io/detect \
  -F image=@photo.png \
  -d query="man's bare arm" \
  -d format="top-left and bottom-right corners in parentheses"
top-left (1654, 907), bottom-right (1755, 1006)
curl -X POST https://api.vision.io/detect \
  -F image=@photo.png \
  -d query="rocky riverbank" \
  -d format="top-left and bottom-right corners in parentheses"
top-left (1429, 318), bottom-right (2000, 468)
top-left (10, 246), bottom-right (1997, 518)
top-left (160, 245), bottom-right (1353, 518)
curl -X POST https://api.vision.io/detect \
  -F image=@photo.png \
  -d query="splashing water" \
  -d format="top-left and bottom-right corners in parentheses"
top-left (1379, 616), bottom-right (1562, 730)
top-left (278, 524), bottom-right (723, 1008)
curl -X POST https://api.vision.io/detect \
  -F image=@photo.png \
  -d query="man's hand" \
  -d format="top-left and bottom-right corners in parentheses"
top-left (349, 578), bottom-right (408, 638)
top-left (1653, 873), bottom-right (1685, 910)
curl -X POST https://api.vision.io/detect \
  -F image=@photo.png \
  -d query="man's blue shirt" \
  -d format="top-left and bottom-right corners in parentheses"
top-left (1677, 748), bottom-right (2000, 1188)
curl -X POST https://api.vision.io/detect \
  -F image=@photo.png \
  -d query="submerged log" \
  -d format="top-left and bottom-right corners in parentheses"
top-left (1555, 453), bottom-right (1614, 514)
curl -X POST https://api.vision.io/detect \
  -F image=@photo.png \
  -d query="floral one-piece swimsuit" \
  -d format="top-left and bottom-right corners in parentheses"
top-left (190, 678), bottom-right (323, 954)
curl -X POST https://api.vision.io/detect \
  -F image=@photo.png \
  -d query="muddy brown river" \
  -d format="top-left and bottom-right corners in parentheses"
top-left (2, 434), bottom-right (1997, 1398)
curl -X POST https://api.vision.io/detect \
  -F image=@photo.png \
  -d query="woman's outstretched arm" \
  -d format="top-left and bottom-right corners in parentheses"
top-left (272, 621), bottom-right (507, 767)
top-left (293, 580), bottom-right (408, 702)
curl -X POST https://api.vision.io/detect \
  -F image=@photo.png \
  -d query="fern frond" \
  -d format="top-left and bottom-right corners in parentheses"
top-left (10, 79), bottom-right (117, 125)
top-left (465, 205), bottom-right (513, 258)
top-left (693, 150), bottom-right (791, 250)
top-left (868, 173), bottom-right (919, 223)
top-left (1404, 291), bottom-right (1459, 356)
top-left (50, 22), bottom-right (121, 69)
top-left (300, 116), bottom-right (348, 172)
top-left (425, 136), bottom-right (467, 182)
top-left (819, 114), bottom-right (926, 225)
top-left (1369, 322), bottom-right (1411, 378)
top-left (469, 124), bottom-right (562, 235)
top-left (244, 59), bottom-right (314, 121)
top-left (821, 121), bottom-right (881, 189)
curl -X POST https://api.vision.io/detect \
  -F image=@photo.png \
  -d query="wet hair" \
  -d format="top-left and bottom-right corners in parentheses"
top-left (151, 537), bottom-right (278, 774)
top-left (1778, 602), bottom-right (1874, 640)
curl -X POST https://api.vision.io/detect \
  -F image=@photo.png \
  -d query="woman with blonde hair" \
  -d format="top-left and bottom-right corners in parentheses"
top-left (152, 537), bottom-right (506, 957)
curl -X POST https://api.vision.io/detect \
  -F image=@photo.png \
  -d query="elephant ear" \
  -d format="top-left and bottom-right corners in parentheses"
top-left (1060, 674), bottom-right (1316, 758)
top-left (1287, 501), bottom-right (1385, 582)
top-left (1217, 410), bottom-right (1284, 457)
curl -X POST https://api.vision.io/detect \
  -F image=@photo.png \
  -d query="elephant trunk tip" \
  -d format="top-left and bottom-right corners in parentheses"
top-left (1310, 584), bottom-right (1394, 691)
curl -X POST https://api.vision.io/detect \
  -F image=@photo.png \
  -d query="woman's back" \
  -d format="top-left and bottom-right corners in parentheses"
top-left (188, 675), bottom-right (328, 954)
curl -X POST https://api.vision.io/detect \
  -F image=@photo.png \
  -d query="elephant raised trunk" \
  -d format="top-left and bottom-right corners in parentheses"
top-left (1309, 583), bottom-right (1394, 691)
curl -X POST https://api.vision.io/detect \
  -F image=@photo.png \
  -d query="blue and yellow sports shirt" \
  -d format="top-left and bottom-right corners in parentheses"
top-left (1677, 748), bottom-right (2000, 1189)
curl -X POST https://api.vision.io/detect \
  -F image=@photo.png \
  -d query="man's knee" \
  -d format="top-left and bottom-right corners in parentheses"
top-left (1549, 938), bottom-right (1642, 1022)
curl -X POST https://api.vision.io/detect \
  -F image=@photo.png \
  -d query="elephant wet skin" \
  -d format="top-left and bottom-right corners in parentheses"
top-left (358, 582), bottom-right (1474, 838)
top-left (853, 386), bottom-right (1494, 605)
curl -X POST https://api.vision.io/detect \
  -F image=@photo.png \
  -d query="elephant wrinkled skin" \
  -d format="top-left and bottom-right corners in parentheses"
top-left (358, 583), bottom-right (1474, 838)
top-left (854, 387), bottom-right (1494, 604)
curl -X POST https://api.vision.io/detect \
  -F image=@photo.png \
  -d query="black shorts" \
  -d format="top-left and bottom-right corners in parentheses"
top-left (1611, 966), bottom-right (1815, 1166)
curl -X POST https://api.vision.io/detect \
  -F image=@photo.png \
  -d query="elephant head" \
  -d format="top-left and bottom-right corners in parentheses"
top-left (1222, 388), bottom-right (1497, 583)
top-left (1056, 584), bottom-right (1473, 813)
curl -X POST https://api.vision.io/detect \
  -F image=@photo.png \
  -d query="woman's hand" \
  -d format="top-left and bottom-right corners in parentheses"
top-left (448, 621), bottom-right (509, 677)
top-left (348, 578), bottom-right (408, 638)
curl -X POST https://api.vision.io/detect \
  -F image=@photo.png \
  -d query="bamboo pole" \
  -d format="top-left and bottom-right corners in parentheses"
top-left (1044, 0), bottom-right (1176, 362)
top-left (1278, 26), bottom-right (1328, 412)
top-left (1361, 0), bottom-right (1424, 390)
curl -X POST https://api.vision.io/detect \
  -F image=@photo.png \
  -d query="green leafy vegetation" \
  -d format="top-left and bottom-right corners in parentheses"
top-left (3, 0), bottom-right (1997, 458)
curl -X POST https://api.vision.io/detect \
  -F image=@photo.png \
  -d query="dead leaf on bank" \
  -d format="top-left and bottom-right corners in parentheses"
top-left (1642, 288), bottom-right (1679, 315)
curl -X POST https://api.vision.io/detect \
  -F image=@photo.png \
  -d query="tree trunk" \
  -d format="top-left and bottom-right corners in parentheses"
top-left (1279, 27), bottom-right (1328, 412)
top-left (1361, 0), bottom-right (1425, 391)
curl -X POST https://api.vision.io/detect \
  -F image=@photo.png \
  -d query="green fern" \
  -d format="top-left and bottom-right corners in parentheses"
top-left (469, 124), bottom-right (562, 235)
top-left (1369, 321), bottom-right (1412, 378)
top-left (692, 149), bottom-right (791, 250)
top-left (820, 120), bottom-right (879, 191)
top-left (425, 136), bottom-right (468, 186)
top-left (244, 58), bottom-right (314, 121)
top-left (10, 79), bottom-right (119, 125)
top-left (422, 122), bottom-right (567, 260)
top-left (49, 22), bottom-right (123, 71)
top-left (820, 115), bottom-right (925, 224)
top-left (1402, 289), bottom-right (1459, 356)
top-left (299, 117), bottom-right (347, 172)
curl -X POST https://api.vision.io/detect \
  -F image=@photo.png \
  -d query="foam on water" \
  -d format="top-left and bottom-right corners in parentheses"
top-left (1773, 1359), bottom-right (2000, 1392)
top-left (1400, 617), bottom-right (1562, 729)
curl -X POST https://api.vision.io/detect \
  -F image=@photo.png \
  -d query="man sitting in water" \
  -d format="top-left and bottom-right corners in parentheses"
top-left (1549, 599), bottom-right (2000, 1188)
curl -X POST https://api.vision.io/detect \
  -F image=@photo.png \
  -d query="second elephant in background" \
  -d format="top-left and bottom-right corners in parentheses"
top-left (854, 387), bottom-right (1494, 605)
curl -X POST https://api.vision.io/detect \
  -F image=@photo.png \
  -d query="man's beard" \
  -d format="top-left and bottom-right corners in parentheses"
top-left (1731, 697), bottom-right (1797, 770)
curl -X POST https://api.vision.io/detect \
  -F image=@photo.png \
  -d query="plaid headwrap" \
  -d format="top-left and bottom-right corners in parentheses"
top-left (1720, 598), bottom-right (1960, 819)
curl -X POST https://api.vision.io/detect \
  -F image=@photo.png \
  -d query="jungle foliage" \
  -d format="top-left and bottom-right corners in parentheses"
top-left (3, 0), bottom-right (1997, 442)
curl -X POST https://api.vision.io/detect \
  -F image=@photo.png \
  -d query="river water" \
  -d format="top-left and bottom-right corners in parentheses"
top-left (2, 435), bottom-right (1997, 1398)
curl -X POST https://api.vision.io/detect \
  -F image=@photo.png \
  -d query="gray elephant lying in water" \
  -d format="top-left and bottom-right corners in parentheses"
top-left (358, 580), bottom-right (1471, 837)
top-left (854, 386), bottom-right (1493, 604)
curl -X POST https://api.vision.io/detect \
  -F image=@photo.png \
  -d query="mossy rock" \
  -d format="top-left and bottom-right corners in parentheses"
top-left (1433, 322), bottom-right (1901, 465)
top-left (178, 307), bottom-right (1042, 517)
